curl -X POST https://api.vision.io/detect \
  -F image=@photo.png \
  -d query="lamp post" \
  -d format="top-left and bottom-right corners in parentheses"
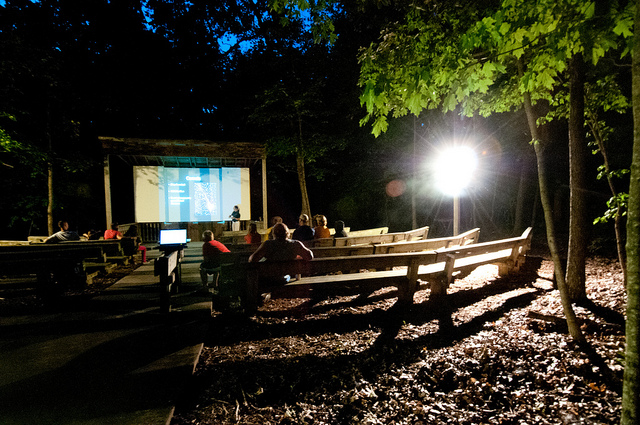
top-left (434, 146), bottom-right (477, 236)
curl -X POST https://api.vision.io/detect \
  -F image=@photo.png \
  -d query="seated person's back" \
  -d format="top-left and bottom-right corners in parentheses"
top-left (104, 223), bottom-right (123, 240)
top-left (45, 220), bottom-right (80, 243)
top-left (202, 230), bottom-right (230, 268)
top-left (313, 215), bottom-right (331, 239)
top-left (333, 220), bottom-right (348, 238)
top-left (244, 222), bottom-right (262, 244)
top-left (292, 214), bottom-right (314, 241)
top-left (249, 223), bottom-right (313, 262)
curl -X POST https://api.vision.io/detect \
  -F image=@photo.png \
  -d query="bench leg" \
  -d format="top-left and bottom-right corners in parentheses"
top-left (430, 276), bottom-right (448, 296)
top-left (398, 261), bottom-right (419, 304)
top-left (160, 273), bottom-right (175, 314)
top-left (36, 272), bottom-right (58, 299)
top-left (242, 272), bottom-right (260, 313)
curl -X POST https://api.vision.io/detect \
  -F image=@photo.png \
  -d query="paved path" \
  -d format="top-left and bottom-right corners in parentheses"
top-left (0, 243), bottom-right (211, 425)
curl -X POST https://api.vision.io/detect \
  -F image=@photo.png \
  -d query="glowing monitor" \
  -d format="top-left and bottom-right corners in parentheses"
top-left (159, 229), bottom-right (188, 245)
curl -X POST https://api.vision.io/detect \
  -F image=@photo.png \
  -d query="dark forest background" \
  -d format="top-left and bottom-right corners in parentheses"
top-left (0, 0), bottom-right (631, 251)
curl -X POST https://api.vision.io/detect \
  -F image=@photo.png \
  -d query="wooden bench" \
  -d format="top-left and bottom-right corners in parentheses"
top-left (307, 226), bottom-right (470, 258)
top-left (45, 239), bottom-right (139, 264)
top-left (0, 246), bottom-right (107, 296)
top-left (239, 228), bottom-right (532, 312)
top-left (23, 239), bottom-right (124, 254)
top-left (432, 227), bottom-right (532, 294)
top-left (344, 226), bottom-right (389, 237)
top-left (372, 228), bottom-right (480, 254)
top-left (154, 249), bottom-right (183, 314)
top-left (304, 225), bottom-right (429, 248)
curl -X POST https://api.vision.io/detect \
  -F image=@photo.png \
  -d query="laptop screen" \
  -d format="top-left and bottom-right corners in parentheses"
top-left (159, 229), bottom-right (187, 245)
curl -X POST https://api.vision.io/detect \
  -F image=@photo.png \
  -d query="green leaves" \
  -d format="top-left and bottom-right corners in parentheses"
top-left (356, 0), bottom-right (632, 137)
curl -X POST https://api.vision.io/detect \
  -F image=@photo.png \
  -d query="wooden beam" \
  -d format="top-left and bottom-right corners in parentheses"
top-left (99, 136), bottom-right (265, 158)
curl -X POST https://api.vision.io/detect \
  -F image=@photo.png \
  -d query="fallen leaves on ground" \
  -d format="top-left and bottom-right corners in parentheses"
top-left (172, 256), bottom-right (625, 424)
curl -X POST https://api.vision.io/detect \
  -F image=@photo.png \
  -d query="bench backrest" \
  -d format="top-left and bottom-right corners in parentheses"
top-left (154, 249), bottom-right (181, 278)
top-left (224, 243), bottom-right (260, 254)
top-left (345, 226), bottom-right (389, 237)
top-left (248, 250), bottom-right (439, 279)
top-left (59, 240), bottom-right (126, 256)
top-left (311, 245), bottom-right (375, 258)
top-left (15, 240), bottom-right (127, 257)
top-left (0, 247), bottom-right (107, 270)
top-left (305, 225), bottom-right (429, 248)
top-left (434, 227), bottom-right (531, 262)
top-left (374, 228), bottom-right (480, 254)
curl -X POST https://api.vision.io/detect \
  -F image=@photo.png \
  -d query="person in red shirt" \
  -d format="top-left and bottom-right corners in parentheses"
top-left (103, 223), bottom-right (122, 240)
top-left (200, 230), bottom-right (230, 289)
top-left (104, 223), bottom-right (148, 264)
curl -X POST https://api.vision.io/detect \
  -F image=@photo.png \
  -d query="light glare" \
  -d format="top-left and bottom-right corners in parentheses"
top-left (434, 146), bottom-right (477, 196)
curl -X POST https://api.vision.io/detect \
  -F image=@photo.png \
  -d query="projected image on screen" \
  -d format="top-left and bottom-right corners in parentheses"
top-left (134, 166), bottom-right (250, 223)
top-left (194, 182), bottom-right (218, 217)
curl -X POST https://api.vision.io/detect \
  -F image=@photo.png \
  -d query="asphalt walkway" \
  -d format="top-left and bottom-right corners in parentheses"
top-left (0, 243), bottom-right (212, 425)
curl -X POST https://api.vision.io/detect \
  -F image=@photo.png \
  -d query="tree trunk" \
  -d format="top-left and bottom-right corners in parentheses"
top-left (519, 59), bottom-right (584, 343)
top-left (296, 115), bottom-right (311, 219)
top-left (513, 151), bottom-right (530, 234)
top-left (588, 113), bottom-right (627, 283)
top-left (296, 152), bottom-right (311, 219)
top-left (621, 1), bottom-right (640, 421)
top-left (566, 52), bottom-right (588, 301)
top-left (47, 162), bottom-right (54, 235)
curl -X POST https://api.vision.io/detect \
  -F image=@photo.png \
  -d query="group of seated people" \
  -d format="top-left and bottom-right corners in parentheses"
top-left (44, 220), bottom-right (148, 263)
top-left (254, 214), bottom-right (348, 243)
top-left (200, 213), bottom-right (346, 289)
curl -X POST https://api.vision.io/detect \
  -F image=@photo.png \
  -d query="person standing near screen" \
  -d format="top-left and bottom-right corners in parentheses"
top-left (229, 205), bottom-right (241, 231)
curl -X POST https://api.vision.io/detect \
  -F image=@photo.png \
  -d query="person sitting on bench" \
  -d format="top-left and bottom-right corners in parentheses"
top-left (244, 222), bottom-right (262, 245)
top-left (248, 223), bottom-right (314, 298)
top-left (313, 215), bottom-right (331, 239)
top-left (104, 223), bottom-right (148, 264)
top-left (333, 220), bottom-right (348, 238)
top-left (249, 223), bottom-right (313, 263)
top-left (265, 216), bottom-right (283, 241)
top-left (44, 220), bottom-right (80, 243)
top-left (292, 214), bottom-right (314, 241)
top-left (200, 230), bottom-right (230, 290)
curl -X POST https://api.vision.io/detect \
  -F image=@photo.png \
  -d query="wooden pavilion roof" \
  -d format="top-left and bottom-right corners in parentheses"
top-left (99, 136), bottom-right (265, 168)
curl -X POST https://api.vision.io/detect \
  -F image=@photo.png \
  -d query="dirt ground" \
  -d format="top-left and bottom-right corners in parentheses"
top-left (171, 256), bottom-right (626, 424)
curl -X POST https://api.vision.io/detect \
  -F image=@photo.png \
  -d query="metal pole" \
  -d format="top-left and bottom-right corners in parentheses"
top-left (453, 195), bottom-right (460, 236)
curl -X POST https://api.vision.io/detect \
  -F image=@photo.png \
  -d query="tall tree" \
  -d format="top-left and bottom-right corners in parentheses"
top-left (357, 0), bottom-right (633, 336)
top-left (622, 2), bottom-right (640, 422)
top-left (567, 52), bottom-right (588, 301)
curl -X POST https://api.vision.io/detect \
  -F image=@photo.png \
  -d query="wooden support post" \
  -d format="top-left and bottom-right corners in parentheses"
top-left (399, 258), bottom-right (420, 304)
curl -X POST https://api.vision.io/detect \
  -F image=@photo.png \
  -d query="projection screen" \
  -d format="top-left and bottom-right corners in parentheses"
top-left (133, 166), bottom-right (250, 223)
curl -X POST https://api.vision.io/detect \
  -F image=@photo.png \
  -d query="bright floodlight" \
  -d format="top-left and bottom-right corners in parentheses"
top-left (434, 146), bottom-right (477, 196)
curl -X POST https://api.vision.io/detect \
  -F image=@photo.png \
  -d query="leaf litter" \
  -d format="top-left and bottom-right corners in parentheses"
top-left (172, 256), bottom-right (625, 424)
